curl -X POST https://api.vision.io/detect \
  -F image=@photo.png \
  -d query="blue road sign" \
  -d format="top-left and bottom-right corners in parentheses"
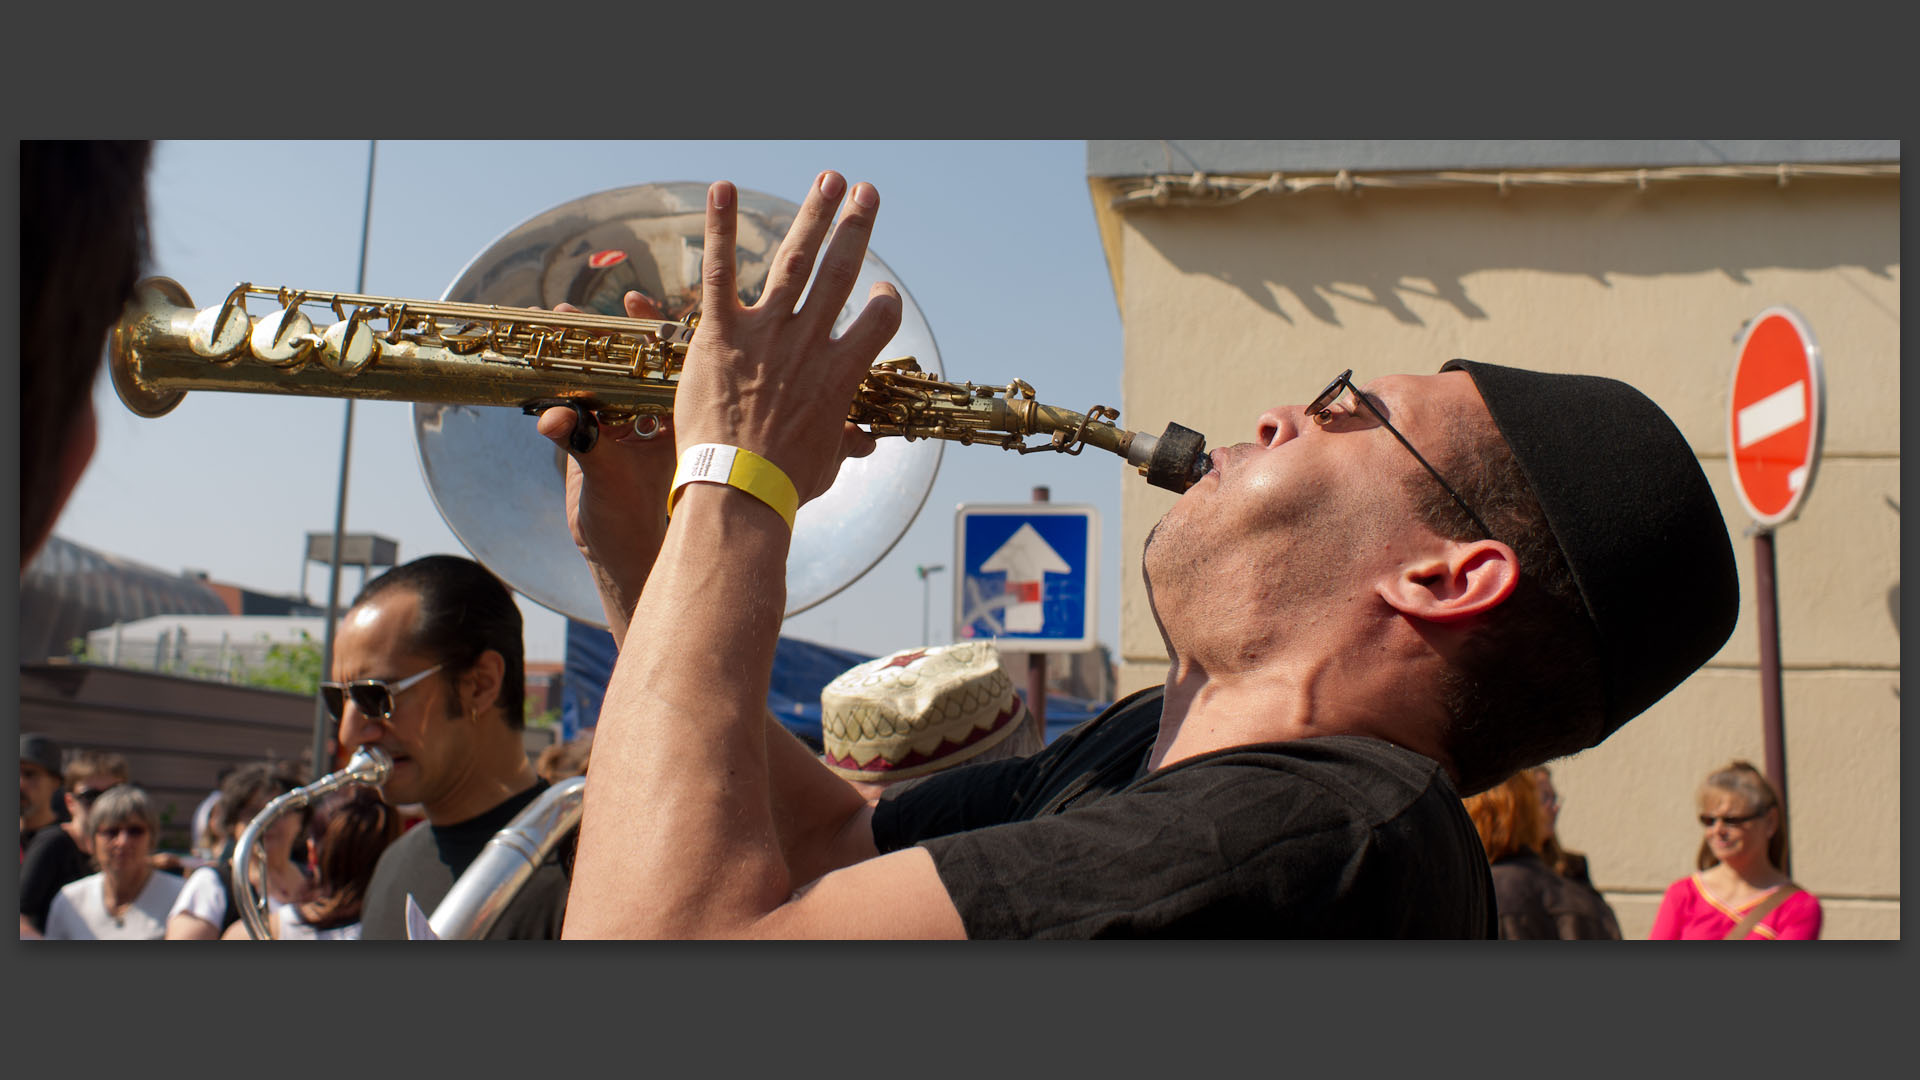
top-left (953, 503), bottom-right (1098, 652)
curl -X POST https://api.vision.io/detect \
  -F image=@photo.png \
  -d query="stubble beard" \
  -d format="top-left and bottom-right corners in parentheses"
top-left (1144, 477), bottom-right (1397, 662)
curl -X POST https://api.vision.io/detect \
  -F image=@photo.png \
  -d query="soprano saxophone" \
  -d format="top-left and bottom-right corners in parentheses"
top-left (109, 279), bottom-right (1213, 491)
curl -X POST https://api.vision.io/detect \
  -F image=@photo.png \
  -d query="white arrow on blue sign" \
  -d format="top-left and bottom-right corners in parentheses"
top-left (953, 503), bottom-right (1098, 652)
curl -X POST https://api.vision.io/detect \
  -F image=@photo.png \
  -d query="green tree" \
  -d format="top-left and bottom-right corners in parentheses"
top-left (244, 632), bottom-right (324, 696)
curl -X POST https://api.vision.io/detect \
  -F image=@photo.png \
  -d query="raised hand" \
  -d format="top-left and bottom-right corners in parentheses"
top-left (671, 172), bottom-right (900, 509)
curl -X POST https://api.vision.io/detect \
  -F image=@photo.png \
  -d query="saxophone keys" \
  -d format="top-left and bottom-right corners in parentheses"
top-left (250, 308), bottom-right (317, 368)
top-left (320, 315), bottom-right (381, 376)
top-left (189, 300), bottom-right (250, 360)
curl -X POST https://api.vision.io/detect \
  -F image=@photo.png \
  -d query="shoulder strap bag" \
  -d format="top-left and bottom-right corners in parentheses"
top-left (1723, 883), bottom-right (1800, 940)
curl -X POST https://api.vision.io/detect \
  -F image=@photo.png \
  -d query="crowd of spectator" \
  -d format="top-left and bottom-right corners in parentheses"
top-left (19, 733), bottom-right (411, 941)
top-left (25, 722), bottom-right (1823, 940)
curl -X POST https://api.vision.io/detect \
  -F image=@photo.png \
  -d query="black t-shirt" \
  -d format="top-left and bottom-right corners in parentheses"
top-left (873, 687), bottom-right (1496, 939)
top-left (358, 781), bottom-right (571, 940)
top-left (20, 824), bottom-right (91, 934)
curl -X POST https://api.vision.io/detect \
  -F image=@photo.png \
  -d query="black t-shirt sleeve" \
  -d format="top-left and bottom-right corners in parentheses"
top-left (871, 754), bottom-right (1042, 853)
top-left (872, 686), bottom-right (1168, 853)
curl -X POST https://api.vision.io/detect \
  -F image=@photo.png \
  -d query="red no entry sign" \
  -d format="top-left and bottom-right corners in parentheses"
top-left (1727, 307), bottom-right (1824, 528)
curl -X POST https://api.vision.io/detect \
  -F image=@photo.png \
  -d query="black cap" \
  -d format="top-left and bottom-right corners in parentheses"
top-left (20, 733), bottom-right (64, 777)
top-left (1442, 360), bottom-right (1740, 743)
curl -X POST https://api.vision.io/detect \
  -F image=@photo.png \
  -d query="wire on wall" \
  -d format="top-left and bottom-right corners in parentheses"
top-left (1109, 162), bottom-right (1900, 210)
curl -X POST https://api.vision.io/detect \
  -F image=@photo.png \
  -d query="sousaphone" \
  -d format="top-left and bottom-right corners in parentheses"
top-left (416, 182), bottom-right (944, 624)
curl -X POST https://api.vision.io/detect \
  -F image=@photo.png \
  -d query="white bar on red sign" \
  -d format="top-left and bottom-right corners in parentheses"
top-left (1736, 381), bottom-right (1808, 449)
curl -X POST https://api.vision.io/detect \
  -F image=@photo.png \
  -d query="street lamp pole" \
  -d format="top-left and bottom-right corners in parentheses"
top-left (310, 139), bottom-right (378, 783)
top-left (915, 563), bottom-right (946, 645)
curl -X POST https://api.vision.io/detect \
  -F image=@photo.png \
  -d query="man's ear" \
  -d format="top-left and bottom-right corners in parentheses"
top-left (460, 649), bottom-right (506, 719)
top-left (1378, 539), bottom-right (1519, 623)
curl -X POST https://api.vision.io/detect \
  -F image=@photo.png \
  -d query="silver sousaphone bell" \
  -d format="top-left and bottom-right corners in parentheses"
top-left (414, 182), bottom-right (943, 626)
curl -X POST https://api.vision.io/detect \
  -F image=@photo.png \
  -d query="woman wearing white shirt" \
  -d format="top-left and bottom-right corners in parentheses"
top-left (43, 786), bottom-right (183, 940)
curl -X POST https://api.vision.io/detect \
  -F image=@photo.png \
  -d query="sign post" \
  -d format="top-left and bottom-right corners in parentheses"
top-left (1727, 306), bottom-right (1824, 858)
top-left (954, 499), bottom-right (1099, 733)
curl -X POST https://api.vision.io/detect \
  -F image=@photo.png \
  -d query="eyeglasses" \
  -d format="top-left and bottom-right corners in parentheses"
top-left (320, 663), bottom-right (445, 722)
top-left (1699, 809), bottom-right (1770, 828)
top-left (96, 824), bottom-right (148, 840)
top-left (1308, 369), bottom-right (1496, 542)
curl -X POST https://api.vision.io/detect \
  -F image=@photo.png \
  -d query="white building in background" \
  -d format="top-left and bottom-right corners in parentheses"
top-left (86, 614), bottom-right (327, 683)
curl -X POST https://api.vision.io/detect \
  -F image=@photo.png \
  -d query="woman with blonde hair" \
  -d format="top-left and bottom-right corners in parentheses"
top-left (1649, 760), bottom-right (1821, 939)
top-left (1462, 772), bottom-right (1620, 940)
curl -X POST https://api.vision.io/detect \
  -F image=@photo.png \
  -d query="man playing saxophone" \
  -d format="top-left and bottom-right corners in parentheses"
top-left (554, 170), bottom-right (1739, 938)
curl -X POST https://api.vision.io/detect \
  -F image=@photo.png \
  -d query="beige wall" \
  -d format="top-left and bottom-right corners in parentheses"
top-left (1093, 174), bottom-right (1899, 937)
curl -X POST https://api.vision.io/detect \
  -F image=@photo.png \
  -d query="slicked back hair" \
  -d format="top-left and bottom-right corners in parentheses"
top-left (351, 555), bottom-right (526, 729)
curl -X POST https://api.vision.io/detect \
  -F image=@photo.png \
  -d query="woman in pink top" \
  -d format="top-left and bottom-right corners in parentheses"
top-left (1650, 761), bottom-right (1821, 940)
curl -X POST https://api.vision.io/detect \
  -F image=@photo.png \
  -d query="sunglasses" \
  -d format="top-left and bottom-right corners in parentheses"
top-left (320, 664), bottom-right (444, 722)
top-left (1699, 809), bottom-right (1770, 828)
top-left (96, 824), bottom-right (149, 840)
top-left (1308, 369), bottom-right (1497, 543)
top-left (72, 784), bottom-right (122, 808)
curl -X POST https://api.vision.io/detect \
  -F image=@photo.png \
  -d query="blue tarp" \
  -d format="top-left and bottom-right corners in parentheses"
top-left (562, 619), bottom-right (1109, 748)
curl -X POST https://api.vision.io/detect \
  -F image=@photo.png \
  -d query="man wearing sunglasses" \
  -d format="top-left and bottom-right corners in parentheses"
top-left (552, 173), bottom-right (1739, 939)
top-left (328, 554), bottom-right (569, 939)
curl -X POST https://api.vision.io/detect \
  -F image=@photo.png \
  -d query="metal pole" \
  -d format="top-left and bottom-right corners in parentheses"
top-left (915, 563), bottom-right (946, 644)
top-left (310, 139), bottom-right (378, 783)
top-left (1753, 528), bottom-right (1790, 875)
top-left (1027, 485), bottom-right (1050, 737)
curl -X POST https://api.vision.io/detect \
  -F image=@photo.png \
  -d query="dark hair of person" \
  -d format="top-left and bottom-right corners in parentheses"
top-left (219, 761), bottom-right (301, 833)
top-left (20, 141), bottom-right (154, 555)
top-left (1407, 413), bottom-right (1606, 796)
top-left (350, 555), bottom-right (526, 729)
top-left (1461, 772), bottom-right (1548, 862)
top-left (301, 787), bottom-right (402, 930)
top-left (1695, 760), bottom-right (1788, 872)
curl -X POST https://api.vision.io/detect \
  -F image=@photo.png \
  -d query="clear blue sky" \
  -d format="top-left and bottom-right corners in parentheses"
top-left (60, 140), bottom-right (1134, 663)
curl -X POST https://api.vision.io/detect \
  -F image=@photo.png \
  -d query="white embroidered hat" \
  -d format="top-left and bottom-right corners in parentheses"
top-left (820, 641), bottom-right (1034, 783)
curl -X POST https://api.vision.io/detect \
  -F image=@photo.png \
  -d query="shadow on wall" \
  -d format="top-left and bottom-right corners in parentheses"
top-left (1127, 181), bottom-right (1900, 331)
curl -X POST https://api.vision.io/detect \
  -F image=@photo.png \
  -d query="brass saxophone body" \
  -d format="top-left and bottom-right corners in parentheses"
top-left (109, 279), bottom-right (1211, 491)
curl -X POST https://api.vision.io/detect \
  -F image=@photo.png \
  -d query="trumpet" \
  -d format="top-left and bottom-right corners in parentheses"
top-left (109, 278), bottom-right (1213, 491)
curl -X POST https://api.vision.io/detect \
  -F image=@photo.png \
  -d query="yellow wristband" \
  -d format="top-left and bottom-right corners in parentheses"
top-left (668, 444), bottom-right (799, 530)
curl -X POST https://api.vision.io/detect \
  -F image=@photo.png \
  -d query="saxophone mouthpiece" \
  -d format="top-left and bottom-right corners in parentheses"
top-left (1127, 422), bottom-right (1211, 493)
